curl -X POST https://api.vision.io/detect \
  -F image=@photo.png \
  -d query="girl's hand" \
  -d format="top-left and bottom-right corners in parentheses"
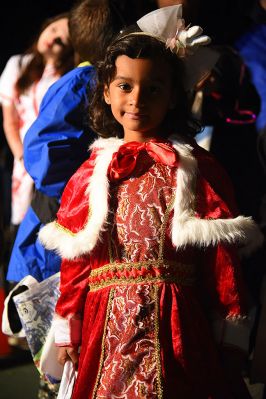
top-left (57, 346), bottom-right (79, 368)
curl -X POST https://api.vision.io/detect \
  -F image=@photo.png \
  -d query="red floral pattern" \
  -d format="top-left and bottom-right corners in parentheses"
top-left (109, 160), bottom-right (175, 263)
top-left (96, 285), bottom-right (158, 398)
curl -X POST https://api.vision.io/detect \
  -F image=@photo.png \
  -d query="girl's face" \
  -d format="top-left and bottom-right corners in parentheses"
top-left (104, 55), bottom-right (175, 141)
top-left (37, 17), bottom-right (70, 58)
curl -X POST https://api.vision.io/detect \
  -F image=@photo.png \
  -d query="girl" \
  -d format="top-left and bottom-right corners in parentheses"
top-left (0, 13), bottom-right (74, 230)
top-left (40, 6), bottom-right (262, 399)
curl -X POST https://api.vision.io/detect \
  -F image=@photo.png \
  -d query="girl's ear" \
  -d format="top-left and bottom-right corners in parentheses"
top-left (104, 85), bottom-right (111, 105)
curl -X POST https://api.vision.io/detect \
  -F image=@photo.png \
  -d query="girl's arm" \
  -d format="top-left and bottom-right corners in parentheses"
top-left (0, 55), bottom-right (29, 160)
top-left (199, 243), bottom-right (250, 352)
top-left (195, 148), bottom-right (252, 352)
top-left (54, 255), bottom-right (91, 347)
top-left (54, 255), bottom-right (91, 367)
top-left (198, 243), bottom-right (252, 395)
top-left (2, 103), bottom-right (23, 160)
top-left (39, 154), bottom-right (97, 366)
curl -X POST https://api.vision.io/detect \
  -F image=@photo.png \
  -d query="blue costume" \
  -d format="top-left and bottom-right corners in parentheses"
top-left (7, 64), bottom-right (96, 282)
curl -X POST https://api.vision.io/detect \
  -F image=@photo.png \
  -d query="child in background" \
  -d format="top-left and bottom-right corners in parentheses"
top-left (0, 13), bottom-right (74, 232)
top-left (40, 6), bottom-right (263, 399)
top-left (6, 0), bottom-right (128, 283)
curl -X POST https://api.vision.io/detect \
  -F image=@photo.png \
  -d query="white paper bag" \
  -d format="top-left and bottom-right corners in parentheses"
top-left (57, 361), bottom-right (77, 399)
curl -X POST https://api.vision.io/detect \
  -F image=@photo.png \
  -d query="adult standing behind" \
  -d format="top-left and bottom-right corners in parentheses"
top-left (0, 13), bottom-right (74, 234)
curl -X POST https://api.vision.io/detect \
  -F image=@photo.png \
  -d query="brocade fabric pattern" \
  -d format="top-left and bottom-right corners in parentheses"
top-left (96, 285), bottom-right (158, 398)
top-left (96, 160), bottom-right (173, 398)
top-left (109, 160), bottom-right (175, 263)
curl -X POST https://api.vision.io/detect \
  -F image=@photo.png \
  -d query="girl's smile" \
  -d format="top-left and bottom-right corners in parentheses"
top-left (104, 55), bottom-right (175, 142)
top-left (123, 111), bottom-right (148, 120)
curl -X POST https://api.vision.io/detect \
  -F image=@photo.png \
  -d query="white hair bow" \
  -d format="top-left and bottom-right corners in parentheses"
top-left (137, 5), bottom-right (211, 57)
top-left (136, 5), bottom-right (219, 90)
top-left (167, 23), bottom-right (211, 56)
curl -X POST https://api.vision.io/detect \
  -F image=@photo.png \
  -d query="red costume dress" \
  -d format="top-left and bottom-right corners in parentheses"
top-left (40, 136), bottom-right (262, 399)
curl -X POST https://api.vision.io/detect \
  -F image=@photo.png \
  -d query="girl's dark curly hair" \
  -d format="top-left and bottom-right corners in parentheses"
top-left (89, 27), bottom-right (201, 139)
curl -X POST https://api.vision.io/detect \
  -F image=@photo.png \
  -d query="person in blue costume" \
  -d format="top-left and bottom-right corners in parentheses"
top-left (235, 0), bottom-right (266, 136)
top-left (6, 0), bottom-right (130, 283)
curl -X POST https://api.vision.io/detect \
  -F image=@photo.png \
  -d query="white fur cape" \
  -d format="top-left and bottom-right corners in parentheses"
top-left (39, 137), bottom-right (263, 260)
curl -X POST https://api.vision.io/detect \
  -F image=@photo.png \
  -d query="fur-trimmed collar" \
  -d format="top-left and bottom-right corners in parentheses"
top-left (39, 136), bottom-right (263, 259)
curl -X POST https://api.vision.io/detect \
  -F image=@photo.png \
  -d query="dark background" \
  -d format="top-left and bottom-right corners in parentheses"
top-left (0, 0), bottom-right (159, 73)
top-left (0, 0), bottom-right (257, 74)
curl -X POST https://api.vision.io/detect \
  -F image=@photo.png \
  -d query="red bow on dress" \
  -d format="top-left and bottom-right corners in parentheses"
top-left (108, 139), bottom-right (179, 182)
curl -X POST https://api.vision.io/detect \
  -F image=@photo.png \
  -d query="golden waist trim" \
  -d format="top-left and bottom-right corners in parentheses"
top-left (88, 260), bottom-right (196, 292)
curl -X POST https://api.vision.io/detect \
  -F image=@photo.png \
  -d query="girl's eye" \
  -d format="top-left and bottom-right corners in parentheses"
top-left (118, 83), bottom-right (131, 92)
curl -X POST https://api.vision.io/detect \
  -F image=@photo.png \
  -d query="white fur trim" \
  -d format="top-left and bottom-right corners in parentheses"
top-left (172, 214), bottom-right (263, 250)
top-left (171, 142), bottom-right (264, 252)
top-left (39, 137), bottom-right (122, 259)
top-left (172, 142), bottom-right (197, 217)
top-left (39, 137), bottom-right (263, 258)
top-left (89, 136), bottom-right (123, 151)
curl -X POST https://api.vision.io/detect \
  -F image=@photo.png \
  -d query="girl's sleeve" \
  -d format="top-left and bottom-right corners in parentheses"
top-left (0, 55), bottom-right (21, 105)
top-left (198, 243), bottom-right (251, 353)
top-left (53, 255), bottom-right (91, 347)
top-left (196, 149), bottom-right (253, 352)
top-left (40, 152), bottom-right (97, 347)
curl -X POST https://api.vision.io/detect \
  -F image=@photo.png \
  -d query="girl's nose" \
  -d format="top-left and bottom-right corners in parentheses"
top-left (129, 87), bottom-right (145, 107)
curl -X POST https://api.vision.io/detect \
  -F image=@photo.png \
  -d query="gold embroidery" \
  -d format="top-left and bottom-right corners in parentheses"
top-left (139, 383), bottom-right (148, 398)
top-left (55, 222), bottom-right (75, 236)
top-left (154, 284), bottom-right (163, 399)
top-left (108, 180), bottom-right (175, 265)
top-left (107, 234), bottom-right (114, 263)
top-left (54, 208), bottom-right (92, 236)
top-left (92, 288), bottom-right (115, 399)
top-left (158, 195), bottom-right (175, 261)
top-left (90, 259), bottom-right (178, 277)
top-left (89, 272), bottom-right (195, 292)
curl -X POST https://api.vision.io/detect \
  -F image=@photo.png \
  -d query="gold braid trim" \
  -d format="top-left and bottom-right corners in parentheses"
top-left (90, 259), bottom-right (180, 277)
top-left (92, 288), bottom-right (115, 399)
top-left (54, 221), bottom-right (76, 236)
top-left (54, 208), bottom-right (92, 236)
top-left (154, 284), bottom-right (164, 399)
top-left (89, 273), bottom-right (195, 292)
top-left (158, 195), bottom-right (175, 261)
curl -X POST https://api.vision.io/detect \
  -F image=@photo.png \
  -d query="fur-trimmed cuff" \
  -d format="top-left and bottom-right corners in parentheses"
top-left (212, 315), bottom-right (251, 352)
top-left (39, 221), bottom-right (96, 259)
top-left (54, 315), bottom-right (82, 347)
top-left (172, 215), bottom-right (264, 255)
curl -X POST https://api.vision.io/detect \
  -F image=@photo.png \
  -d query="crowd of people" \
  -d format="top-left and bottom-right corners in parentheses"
top-left (0, 0), bottom-right (265, 398)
